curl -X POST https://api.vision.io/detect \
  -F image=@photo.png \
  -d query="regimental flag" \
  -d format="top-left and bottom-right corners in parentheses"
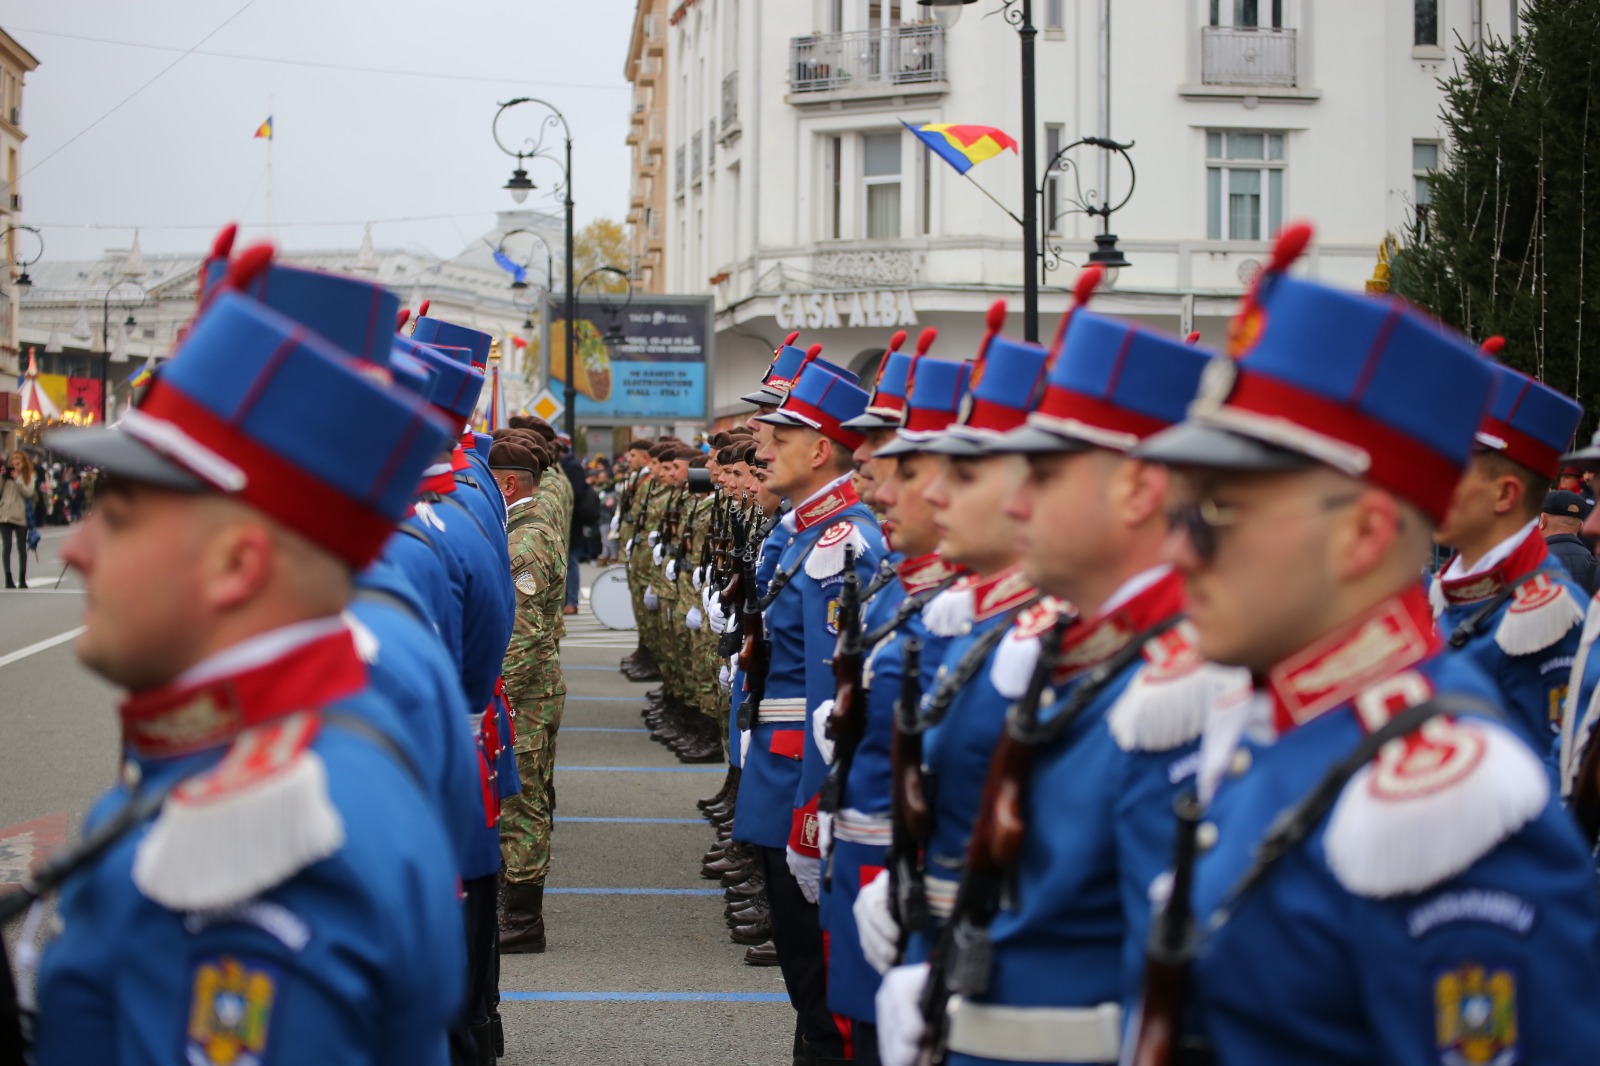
top-left (487, 240), bottom-right (528, 286)
top-left (253, 116), bottom-right (273, 140)
top-left (129, 355), bottom-right (157, 389)
top-left (903, 121), bottom-right (1018, 175)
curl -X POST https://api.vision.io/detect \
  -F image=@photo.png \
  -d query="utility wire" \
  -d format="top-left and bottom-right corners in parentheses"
top-left (19, 1), bottom-right (263, 180)
top-left (25, 211), bottom-right (504, 233)
top-left (9, 25), bottom-right (630, 92)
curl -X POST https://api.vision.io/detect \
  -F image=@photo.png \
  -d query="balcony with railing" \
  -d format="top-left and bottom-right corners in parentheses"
top-left (788, 24), bottom-right (947, 102)
top-left (1200, 26), bottom-right (1298, 88)
top-left (637, 53), bottom-right (661, 85)
top-left (643, 12), bottom-right (664, 54)
top-left (721, 70), bottom-right (738, 131)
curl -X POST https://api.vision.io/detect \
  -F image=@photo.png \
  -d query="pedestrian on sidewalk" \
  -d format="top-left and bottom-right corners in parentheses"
top-left (0, 450), bottom-right (35, 588)
top-left (1542, 489), bottom-right (1599, 595)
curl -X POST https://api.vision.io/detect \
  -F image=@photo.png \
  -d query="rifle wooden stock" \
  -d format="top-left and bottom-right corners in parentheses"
top-left (1128, 792), bottom-right (1204, 1066)
top-left (821, 548), bottom-right (865, 817)
top-left (889, 637), bottom-right (929, 953)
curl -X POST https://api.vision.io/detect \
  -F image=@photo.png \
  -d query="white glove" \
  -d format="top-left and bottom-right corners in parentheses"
top-left (855, 869), bottom-right (901, 975)
top-left (718, 664), bottom-right (732, 693)
top-left (652, 543), bottom-right (664, 565)
top-left (686, 606), bottom-right (704, 631)
top-left (704, 589), bottom-right (728, 633)
top-left (811, 699), bottom-right (837, 765)
top-left (786, 846), bottom-right (822, 905)
top-left (624, 536), bottom-right (634, 558)
top-left (665, 558), bottom-right (678, 582)
top-left (643, 587), bottom-right (659, 611)
top-left (818, 810), bottom-right (834, 857)
top-left (693, 566), bottom-right (704, 591)
top-left (648, 530), bottom-right (659, 546)
top-left (610, 511), bottom-right (620, 534)
top-left (876, 963), bottom-right (931, 1066)
top-left (739, 728), bottom-right (751, 763)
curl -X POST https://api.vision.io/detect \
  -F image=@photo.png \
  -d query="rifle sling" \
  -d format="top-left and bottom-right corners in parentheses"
top-left (1206, 693), bottom-right (1500, 935)
top-left (1012, 615), bottom-right (1184, 748)
top-left (863, 573), bottom-right (967, 648)
top-left (914, 596), bottom-right (1043, 732)
top-left (758, 538), bottom-right (822, 611)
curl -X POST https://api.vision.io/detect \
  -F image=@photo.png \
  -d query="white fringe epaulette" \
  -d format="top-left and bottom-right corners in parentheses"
top-left (133, 712), bottom-right (345, 911)
top-left (805, 521), bottom-right (870, 580)
top-left (1494, 572), bottom-right (1584, 656)
top-left (923, 582), bottom-right (976, 638)
top-left (1324, 716), bottom-right (1548, 898)
top-left (987, 601), bottom-right (1064, 699)
top-left (1427, 574), bottom-right (1447, 618)
top-left (342, 611), bottom-right (380, 665)
top-left (1558, 598), bottom-right (1600, 794)
top-left (1110, 625), bottom-right (1246, 753)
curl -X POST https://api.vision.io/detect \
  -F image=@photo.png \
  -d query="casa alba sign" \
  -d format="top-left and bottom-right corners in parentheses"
top-left (774, 290), bottom-right (918, 332)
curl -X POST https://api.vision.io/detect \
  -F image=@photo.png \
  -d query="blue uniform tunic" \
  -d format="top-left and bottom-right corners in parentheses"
top-left (733, 485), bottom-right (880, 850)
top-left (34, 627), bottom-right (465, 1066)
top-left (821, 552), bottom-right (963, 1022)
top-left (1188, 587), bottom-right (1600, 1066)
top-left (725, 513), bottom-right (789, 771)
top-left (904, 566), bottom-right (1040, 965)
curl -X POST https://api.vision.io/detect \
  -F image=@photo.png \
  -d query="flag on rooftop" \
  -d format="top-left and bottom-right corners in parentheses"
top-left (253, 116), bottom-right (273, 140)
top-left (903, 121), bottom-right (1018, 175)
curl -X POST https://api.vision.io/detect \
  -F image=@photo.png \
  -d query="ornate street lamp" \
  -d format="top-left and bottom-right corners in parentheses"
top-left (1041, 135), bottom-right (1137, 285)
top-left (2, 225), bottom-right (43, 292)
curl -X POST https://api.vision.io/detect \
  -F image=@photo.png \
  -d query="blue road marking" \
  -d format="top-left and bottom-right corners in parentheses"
top-left (502, 991), bottom-right (790, 1003)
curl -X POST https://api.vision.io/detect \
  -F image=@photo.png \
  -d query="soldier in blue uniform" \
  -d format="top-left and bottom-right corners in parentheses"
top-left (817, 340), bottom-right (970, 1063)
top-left (874, 275), bottom-right (1239, 1066)
top-left (1431, 353), bottom-right (1586, 764)
top-left (739, 360), bottom-right (886, 1064)
top-left (1133, 223), bottom-right (1600, 1065)
top-left (35, 256), bottom-right (465, 1066)
top-left (857, 306), bottom-right (1050, 977)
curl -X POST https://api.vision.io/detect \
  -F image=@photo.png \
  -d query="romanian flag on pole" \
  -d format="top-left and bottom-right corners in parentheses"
top-left (253, 116), bottom-right (273, 140)
top-left (129, 355), bottom-right (157, 389)
top-left (903, 121), bottom-right (1018, 175)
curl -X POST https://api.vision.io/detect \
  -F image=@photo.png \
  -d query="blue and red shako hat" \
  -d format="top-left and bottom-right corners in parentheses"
top-left (411, 316), bottom-right (492, 369)
top-left (876, 346), bottom-right (973, 458)
top-left (996, 268), bottom-right (1214, 454)
top-left (1474, 338), bottom-right (1582, 481)
top-left (741, 335), bottom-right (859, 407)
top-left (843, 330), bottom-right (916, 430)
top-left (49, 259), bottom-right (454, 570)
top-left (755, 362), bottom-right (872, 451)
top-left (1137, 222), bottom-right (1496, 523)
top-left (395, 336), bottom-right (485, 422)
top-left (197, 225), bottom-right (400, 367)
top-left (926, 301), bottom-right (1048, 456)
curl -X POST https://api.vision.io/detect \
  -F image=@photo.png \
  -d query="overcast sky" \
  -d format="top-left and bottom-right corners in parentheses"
top-left (2, 0), bottom-right (636, 264)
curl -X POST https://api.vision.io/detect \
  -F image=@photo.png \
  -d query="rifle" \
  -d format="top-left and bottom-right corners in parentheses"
top-left (918, 614), bottom-right (1075, 1066)
top-left (819, 546), bottom-right (865, 823)
top-left (888, 636), bottom-right (928, 958)
top-left (735, 542), bottom-right (770, 731)
top-left (1126, 792), bottom-right (1203, 1066)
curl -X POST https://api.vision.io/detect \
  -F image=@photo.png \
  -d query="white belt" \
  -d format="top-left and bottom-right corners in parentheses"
top-left (833, 809), bottom-right (892, 846)
top-left (925, 875), bottom-right (958, 920)
top-left (946, 998), bottom-right (1122, 1063)
top-left (758, 697), bottom-right (807, 723)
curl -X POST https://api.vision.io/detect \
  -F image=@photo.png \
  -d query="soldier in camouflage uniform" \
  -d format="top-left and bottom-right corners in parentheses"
top-left (489, 438), bottom-right (568, 954)
top-left (616, 439), bottom-right (657, 679)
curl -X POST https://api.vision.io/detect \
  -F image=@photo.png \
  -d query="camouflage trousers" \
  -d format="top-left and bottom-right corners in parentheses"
top-left (500, 693), bottom-right (564, 886)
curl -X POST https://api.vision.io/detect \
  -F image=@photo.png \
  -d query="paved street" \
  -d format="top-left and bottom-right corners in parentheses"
top-left (0, 543), bottom-right (792, 1065)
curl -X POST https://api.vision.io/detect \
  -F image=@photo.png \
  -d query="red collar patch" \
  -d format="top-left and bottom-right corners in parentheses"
top-left (1264, 585), bottom-right (1439, 734)
top-left (1438, 526), bottom-right (1550, 605)
top-left (897, 553), bottom-right (963, 596)
top-left (972, 565), bottom-right (1036, 621)
top-left (121, 629), bottom-right (366, 759)
top-left (794, 481), bottom-right (860, 531)
top-left (1052, 569), bottom-right (1185, 678)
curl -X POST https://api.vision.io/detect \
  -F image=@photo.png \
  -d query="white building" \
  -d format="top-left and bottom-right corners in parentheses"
top-left (655, 0), bottom-right (1513, 420)
top-left (0, 25), bottom-right (39, 453)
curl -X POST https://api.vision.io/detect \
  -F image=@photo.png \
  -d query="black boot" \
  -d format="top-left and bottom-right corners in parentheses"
top-left (469, 1020), bottom-right (495, 1065)
top-left (499, 884), bottom-right (546, 954)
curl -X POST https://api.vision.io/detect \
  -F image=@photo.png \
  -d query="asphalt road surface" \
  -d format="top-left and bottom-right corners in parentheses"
top-left (0, 536), bottom-right (793, 1065)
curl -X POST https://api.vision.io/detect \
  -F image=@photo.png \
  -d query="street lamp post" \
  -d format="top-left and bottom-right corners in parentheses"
top-left (2, 225), bottom-right (43, 292)
top-left (494, 98), bottom-right (576, 442)
top-left (1040, 135), bottom-right (1136, 283)
top-left (99, 282), bottom-right (145, 425)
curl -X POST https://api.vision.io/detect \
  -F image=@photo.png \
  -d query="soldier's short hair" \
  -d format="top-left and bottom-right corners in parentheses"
top-left (688, 454), bottom-right (708, 469)
top-left (628, 438), bottom-right (654, 452)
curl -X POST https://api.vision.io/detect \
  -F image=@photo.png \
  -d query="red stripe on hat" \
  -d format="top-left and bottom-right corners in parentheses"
top-left (1222, 370), bottom-right (1463, 522)
top-left (1479, 415), bottom-right (1563, 480)
top-left (904, 403), bottom-right (960, 434)
top-left (963, 396), bottom-right (1030, 434)
top-left (1032, 385), bottom-right (1170, 443)
top-left (138, 383), bottom-right (399, 569)
top-left (777, 395), bottom-right (866, 451)
top-left (865, 394), bottom-right (907, 420)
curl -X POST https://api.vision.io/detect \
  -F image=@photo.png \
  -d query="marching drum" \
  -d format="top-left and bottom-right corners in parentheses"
top-left (588, 565), bottom-right (637, 631)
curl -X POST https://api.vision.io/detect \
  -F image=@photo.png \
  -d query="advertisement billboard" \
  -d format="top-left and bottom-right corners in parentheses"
top-left (544, 294), bottom-right (713, 424)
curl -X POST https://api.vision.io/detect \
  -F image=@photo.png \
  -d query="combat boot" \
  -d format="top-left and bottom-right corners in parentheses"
top-left (725, 869), bottom-right (765, 902)
top-left (704, 841), bottom-right (752, 881)
top-left (499, 883), bottom-right (546, 954)
top-left (697, 767), bottom-right (739, 810)
top-left (731, 916), bottom-right (771, 945)
top-left (743, 939), bottom-right (780, 966)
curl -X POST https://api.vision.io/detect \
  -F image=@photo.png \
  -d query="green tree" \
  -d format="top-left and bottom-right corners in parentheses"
top-left (574, 218), bottom-right (632, 293)
top-left (1394, 0), bottom-right (1600, 429)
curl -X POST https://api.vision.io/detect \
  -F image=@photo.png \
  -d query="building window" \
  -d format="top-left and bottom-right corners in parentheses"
top-left (1044, 124), bottom-right (1065, 236)
top-left (1206, 130), bottom-right (1285, 241)
top-left (920, 143), bottom-right (932, 236)
top-left (828, 136), bottom-right (843, 240)
top-left (1414, 0), bottom-right (1438, 46)
top-left (863, 131), bottom-right (902, 240)
top-left (1045, 0), bottom-right (1064, 30)
top-left (1413, 140), bottom-right (1440, 210)
top-left (1210, 0), bottom-right (1283, 27)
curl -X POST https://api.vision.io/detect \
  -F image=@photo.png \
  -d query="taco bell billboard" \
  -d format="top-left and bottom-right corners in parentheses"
top-left (544, 294), bottom-right (713, 423)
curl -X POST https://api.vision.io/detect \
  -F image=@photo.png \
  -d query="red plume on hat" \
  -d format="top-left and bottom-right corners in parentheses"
top-left (872, 329), bottom-right (909, 389)
top-left (396, 308), bottom-right (412, 333)
top-left (1046, 266), bottom-right (1104, 364)
top-left (800, 343), bottom-right (823, 374)
top-left (901, 326), bottom-right (939, 401)
top-left (969, 300), bottom-right (1007, 390)
top-left (1185, 331), bottom-right (1202, 345)
top-left (762, 331), bottom-right (802, 382)
top-left (196, 223), bottom-right (239, 304)
top-left (1227, 220), bottom-right (1313, 358)
top-left (1480, 335), bottom-right (1506, 357)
